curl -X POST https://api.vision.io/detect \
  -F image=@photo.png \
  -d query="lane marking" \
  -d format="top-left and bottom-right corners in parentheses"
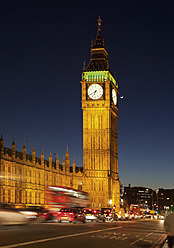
top-left (130, 238), bottom-right (142, 245)
top-left (122, 237), bottom-right (128, 240)
top-left (146, 232), bottom-right (153, 237)
top-left (0, 226), bottom-right (122, 248)
top-left (109, 236), bottom-right (116, 239)
top-left (102, 235), bottom-right (110, 238)
top-left (151, 233), bottom-right (167, 248)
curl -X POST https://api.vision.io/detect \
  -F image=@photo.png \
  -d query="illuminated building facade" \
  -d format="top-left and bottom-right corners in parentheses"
top-left (0, 135), bottom-right (83, 207)
top-left (0, 18), bottom-right (120, 211)
top-left (81, 17), bottom-right (120, 212)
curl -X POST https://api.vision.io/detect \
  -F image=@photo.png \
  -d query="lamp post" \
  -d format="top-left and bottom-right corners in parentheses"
top-left (156, 189), bottom-right (159, 213)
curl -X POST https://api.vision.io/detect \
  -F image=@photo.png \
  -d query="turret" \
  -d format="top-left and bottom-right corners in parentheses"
top-left (56, 153), bottom-right (59, 171)
top-left (49, 151), bottom-right (52, 167)
top-left (65, 146), bottom-right (70, 172)
top-left (0, 133), bottom-right (4, 158)
top-left (23, 140), bottom-right (26, 161)
top-left (41, 148), bottom-right (44, 167)
top-left (63, 156), bottom-right (65, 172)
top-left (73, 157), bottom-right (76, 174)
top-left (12, 138), bottom-right (16, 160)
top-left (32, 146), bottom-right (36, 164)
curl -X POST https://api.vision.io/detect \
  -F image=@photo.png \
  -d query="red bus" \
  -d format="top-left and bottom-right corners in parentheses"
top-left (130, 204), bottom-right (140, 213)
top-left (45, 186), bottom-right (90, 216)
top-left (130, 204), bottom-right (149, 214)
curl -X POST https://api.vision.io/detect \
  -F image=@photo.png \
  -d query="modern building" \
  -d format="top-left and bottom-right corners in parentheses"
top-left (0, 18), bottom-right (120, 212)
top-left (157, 188), bottom-right (174, 213)
top-left (123, 185), bottom-right (174, 214)
top-left (123, 185), bottom-right (156, 210)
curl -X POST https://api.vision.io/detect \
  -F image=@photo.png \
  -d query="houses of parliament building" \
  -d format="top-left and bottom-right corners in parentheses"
top-left (0, 18), bottom-right (120, 212)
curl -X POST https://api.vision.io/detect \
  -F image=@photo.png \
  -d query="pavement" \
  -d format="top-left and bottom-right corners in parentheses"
top-left (161, 239), bottom-right (168, 248)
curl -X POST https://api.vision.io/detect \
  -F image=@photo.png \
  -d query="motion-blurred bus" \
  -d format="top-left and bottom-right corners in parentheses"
top-left (130, 204), bottom-right (149, 219)
top-left (45, 186), bottom-right (90, 216)
top-left (130, 204), bottom-right (149, 214)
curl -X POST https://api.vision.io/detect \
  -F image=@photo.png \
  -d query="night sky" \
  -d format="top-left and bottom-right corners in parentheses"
top-left (0, 0), bottom-right (174, 190)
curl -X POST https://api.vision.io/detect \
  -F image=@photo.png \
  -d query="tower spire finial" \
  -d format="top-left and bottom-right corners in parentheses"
top-left (83, 61), bottom-right (85, 70)
top-left (97, 16), bottom-right (102, 29)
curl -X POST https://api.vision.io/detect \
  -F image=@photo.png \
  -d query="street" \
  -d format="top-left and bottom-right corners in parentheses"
top-left (0, 219), bottom-right (166, 248)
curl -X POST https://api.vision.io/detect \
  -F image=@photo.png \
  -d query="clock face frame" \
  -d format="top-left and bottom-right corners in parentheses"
top-left (87, 84), bottom-right (103, 100)
top-left (112, 88), bottom-right (117, 105)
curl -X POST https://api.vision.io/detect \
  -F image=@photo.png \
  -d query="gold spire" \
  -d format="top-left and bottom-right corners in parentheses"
top-left (56, 152), bottom-right (59, 159)
top-left (66, 145), bottom-right (69, 153)
top-left (97, 16), bottom-right (102, 29)
top-left (12, 138), bottom-right (15, 145)
top-left (0, 133), bottom-right (4, 141)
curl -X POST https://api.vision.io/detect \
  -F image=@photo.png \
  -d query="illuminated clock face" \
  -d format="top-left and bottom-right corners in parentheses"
top-left (88, 84), bottom-right (103, 100)
top-left (112, 88), bottom-right (117, 105)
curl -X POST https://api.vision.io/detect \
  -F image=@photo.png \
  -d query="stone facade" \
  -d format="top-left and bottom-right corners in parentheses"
top-left (81, 17), bottom-right (120, 212)
top-left (0, 135), bottom-right (83, 207)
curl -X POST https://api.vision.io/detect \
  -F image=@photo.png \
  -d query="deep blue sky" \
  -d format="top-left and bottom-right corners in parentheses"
top-left (0, 0), bottom-right (174, 190)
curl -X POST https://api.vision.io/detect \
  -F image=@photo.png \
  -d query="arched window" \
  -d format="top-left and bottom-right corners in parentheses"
top-left (8, 189), bottom-right (11, 203)
top-left (3, 188), bottom-right (5, 202)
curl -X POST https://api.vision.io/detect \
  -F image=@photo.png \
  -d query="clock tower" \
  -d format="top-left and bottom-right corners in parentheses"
top-left (81, 17), bottom-right (120, 212)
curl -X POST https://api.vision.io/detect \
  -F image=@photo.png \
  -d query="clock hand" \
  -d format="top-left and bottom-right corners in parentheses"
top-left (89, 90), bottom-right (97, 96)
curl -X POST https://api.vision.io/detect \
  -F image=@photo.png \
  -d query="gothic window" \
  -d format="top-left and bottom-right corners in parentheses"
top-left (38, 192), bottom-right (40, 204)
top-left (78, 184), bottom-right (82, 191)
top-left (29, 169), bottom-right (31, 183)
top-left (15, 189), bottom-right (17, 203)
top-left (19, 190), bottom-right (22, 204)
top-left (8, 189), bottom-right (11, 203)
top-left (19, 167), bottom-right (22, 182)
top-left (29, 191), bottom-right (31, 204)
top-left (3, 188), bottom-right (5, 202)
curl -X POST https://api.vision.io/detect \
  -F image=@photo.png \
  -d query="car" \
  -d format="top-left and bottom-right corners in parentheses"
top-left (0, 203), bottom-right (28, 225)
top-left (57, 208), bottom-right (86, 223)
top-left (83, 208), bottom-right (97, 222)
top-left (93, 210), bottom-right (106, 222)
top-left (101, 208), bottom-right (114, 221)
top-left (18, 206), bottom-right (53, 223)
top-left (117, 210), bottom-right (131, 221)
top-left (158, 214), bottom-right (165, 219)
top-left (129, 211), bottom-right (141, 220)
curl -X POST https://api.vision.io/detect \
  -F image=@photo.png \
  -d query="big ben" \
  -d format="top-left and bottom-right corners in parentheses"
top-left (81, 17), bottom-right (120, 212)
